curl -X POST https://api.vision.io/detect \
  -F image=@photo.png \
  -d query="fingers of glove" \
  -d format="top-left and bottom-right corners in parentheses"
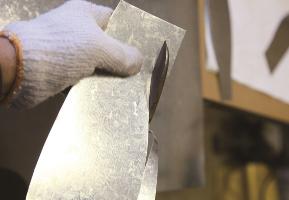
top-left (98, 34), bottom-right (143, 76)
top-left (89, 4), bottom-right (113, 29)
top-left (61, 0), bottom-right (113, 29)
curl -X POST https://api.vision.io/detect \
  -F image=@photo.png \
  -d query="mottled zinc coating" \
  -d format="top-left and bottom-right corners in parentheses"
top-left (26, 1), bottom-right (185, 199)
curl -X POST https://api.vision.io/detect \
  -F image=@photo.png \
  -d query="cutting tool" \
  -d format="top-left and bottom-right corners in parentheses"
top-left (266, 15), bottom-right (289, 73)
top-left (208, 0), bottom-right (232, 100)
top-left (143, 41), bottom-right (168, 166)
top-left (149, 41), bottom-right (169, 122)
top-left (145, 41), bottom-right (169, 165)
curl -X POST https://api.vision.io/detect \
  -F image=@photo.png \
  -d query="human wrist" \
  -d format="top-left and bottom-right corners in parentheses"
top-left (0, 37), bottom-right (17, 95)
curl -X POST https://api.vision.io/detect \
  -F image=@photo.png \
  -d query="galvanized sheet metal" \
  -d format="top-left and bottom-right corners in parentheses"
top-left (26, 1), bottom-right (185, 199)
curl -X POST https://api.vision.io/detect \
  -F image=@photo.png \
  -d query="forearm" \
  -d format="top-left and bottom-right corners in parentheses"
top-left (0, 37), bottom-right (16, 96)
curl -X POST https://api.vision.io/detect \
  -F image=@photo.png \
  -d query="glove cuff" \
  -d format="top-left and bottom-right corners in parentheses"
top-left (3, 20), bottom-right (86, 109)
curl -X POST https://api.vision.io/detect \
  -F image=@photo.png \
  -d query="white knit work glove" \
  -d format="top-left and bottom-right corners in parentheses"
top-left (4, 0), bottom-right (143, 109)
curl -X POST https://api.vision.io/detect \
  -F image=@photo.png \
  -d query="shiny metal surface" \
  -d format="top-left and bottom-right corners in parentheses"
top-left (26, 1), bottom-right (185, 199)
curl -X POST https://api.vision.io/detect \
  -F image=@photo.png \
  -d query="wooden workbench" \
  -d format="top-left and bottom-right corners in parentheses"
top-left (198, 0), bottom-right (289, 124)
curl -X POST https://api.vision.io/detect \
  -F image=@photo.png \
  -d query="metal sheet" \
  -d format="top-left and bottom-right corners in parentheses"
top-left (26, 1), bottom-right (185, 199)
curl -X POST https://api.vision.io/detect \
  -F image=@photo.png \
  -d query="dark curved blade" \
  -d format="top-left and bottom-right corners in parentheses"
top-left (149, 41), bottom-right (169, 122)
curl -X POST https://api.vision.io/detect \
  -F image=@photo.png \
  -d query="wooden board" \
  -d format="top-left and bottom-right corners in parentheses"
top-left (198, 0), bottom-right (289, 124)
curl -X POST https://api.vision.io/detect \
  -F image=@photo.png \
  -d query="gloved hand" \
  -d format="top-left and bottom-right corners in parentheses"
top-left (3, 0), bottom-right (143, 109)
